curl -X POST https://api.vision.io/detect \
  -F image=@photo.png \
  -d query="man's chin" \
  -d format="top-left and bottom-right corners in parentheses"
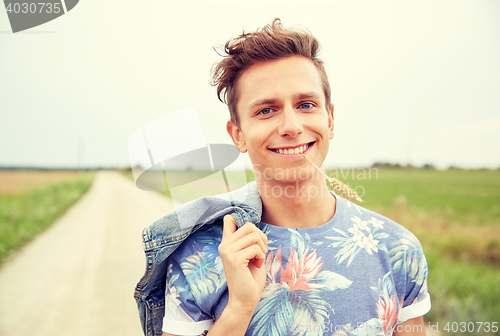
top-left (255, 166), bottom-right (320, 183)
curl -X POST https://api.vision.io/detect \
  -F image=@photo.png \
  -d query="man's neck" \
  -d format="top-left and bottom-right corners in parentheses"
top-left (256, 176), bottom-right (336, 229)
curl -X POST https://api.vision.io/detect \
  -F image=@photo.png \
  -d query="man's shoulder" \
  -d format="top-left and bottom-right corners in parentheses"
top-left (337, 196), bottom-right (420, 242)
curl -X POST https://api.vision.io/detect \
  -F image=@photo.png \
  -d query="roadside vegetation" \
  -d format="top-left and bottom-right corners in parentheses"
top-left (0, 171), bottom-right (96, 265)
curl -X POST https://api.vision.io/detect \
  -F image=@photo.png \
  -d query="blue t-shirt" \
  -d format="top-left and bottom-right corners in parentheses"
top-left (162, 193), bottom-right (431, 336)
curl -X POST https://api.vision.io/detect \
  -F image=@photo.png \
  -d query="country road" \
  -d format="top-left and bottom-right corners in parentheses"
top-left (0, 171), bottom-right (174, 336)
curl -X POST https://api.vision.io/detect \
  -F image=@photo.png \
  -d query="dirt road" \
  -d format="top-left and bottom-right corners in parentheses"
top-left (0, 171), bottom-right (174, 336)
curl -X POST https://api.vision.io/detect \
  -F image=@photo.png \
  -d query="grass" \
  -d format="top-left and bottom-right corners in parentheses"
top-left (0, 170), bottom-right (81, 195)
top-left (424, 248), bottom-right (500, 331)
top-left (0, 171), bottom-right (96, 265)
top-left (333, 168), bottom-right (500, 227)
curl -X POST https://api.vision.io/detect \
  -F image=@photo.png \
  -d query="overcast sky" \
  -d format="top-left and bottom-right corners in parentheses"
top-left (1, 0), bottom-right (499, 170)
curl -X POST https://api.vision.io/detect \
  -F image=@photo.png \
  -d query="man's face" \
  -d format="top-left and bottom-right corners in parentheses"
top-left (227, 56), bottom-right (334, 183)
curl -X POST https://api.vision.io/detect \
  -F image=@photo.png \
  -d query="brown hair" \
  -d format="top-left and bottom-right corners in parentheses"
top-left (211, 18), bottom-right (331, 128)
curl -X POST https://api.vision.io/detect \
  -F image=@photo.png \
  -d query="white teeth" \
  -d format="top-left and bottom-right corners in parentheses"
top-left (274, 144), bottom-right (310, 155)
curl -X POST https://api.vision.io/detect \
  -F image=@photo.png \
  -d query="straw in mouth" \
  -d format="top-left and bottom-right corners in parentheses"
top-left (301, 153), bottom-right (364, 202)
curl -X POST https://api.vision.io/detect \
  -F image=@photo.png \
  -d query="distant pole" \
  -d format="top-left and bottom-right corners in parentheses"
top-left (406, 144), bottom-right (413, 167)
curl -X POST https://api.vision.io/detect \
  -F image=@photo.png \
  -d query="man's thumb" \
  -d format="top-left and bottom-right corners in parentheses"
top-left (222, 214), bottom-right (237, 237)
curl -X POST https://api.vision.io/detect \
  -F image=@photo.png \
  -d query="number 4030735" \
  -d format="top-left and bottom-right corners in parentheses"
top-left (444, 322), bottom-right (498, 333)
top-left (5, 3), bottom-right (62, 14)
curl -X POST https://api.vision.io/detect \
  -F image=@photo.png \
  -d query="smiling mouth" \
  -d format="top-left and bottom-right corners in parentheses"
top-left (268, 141), bottom-right (315, 155)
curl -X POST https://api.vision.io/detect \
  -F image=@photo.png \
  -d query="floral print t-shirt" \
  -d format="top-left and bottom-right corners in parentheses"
top-left (162, 192), bottom-right (431, 336)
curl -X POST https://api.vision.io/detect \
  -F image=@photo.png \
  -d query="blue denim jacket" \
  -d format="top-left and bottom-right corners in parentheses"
top-left (134, 182), bottom-right (262, 336)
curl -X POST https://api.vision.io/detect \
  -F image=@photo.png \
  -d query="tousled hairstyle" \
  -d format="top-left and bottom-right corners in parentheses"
top-left (210, 18), bottom-right (331, 128)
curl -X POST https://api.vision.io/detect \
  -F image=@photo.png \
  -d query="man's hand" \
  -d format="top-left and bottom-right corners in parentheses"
top-left (218, 214), bottom-right (268, 315)
top-left (162, 216), bottom-right (268, 336)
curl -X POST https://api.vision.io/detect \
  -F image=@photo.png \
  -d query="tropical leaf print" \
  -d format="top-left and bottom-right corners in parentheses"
top-left (190, 226), bottom-right (226, 287)
top-left (191, 224), bottom-right (223, 244)
top-left (288, 229), bottom-right (323, 259)
top-left (192, 226), bottom-right (222, 264)
top-left (389, 232), bottom-right (426, 286)
top-left (290, 229), bottom-right (307, 258)
top-left (345, 200), bottom-right (363, 215)
top-left (250, 287), bottom-right (294, 336)
top-left (180, 251), bottom-right (220, 302)
top-left (281, 248), bottom-right (323, 291)
top-left (261, 224), bottom-right (279, 251)
top-left (325, 216), bottom-right (389, 266)
top-left (290, 289), bottom-right (331, 336)
top-left (168, 272), bottom-right (180, 289)
top-left (165, 264), bottom-right (182, 307)
top-left (251, 288), bottom-right (332, 336)
top-left (368, 217), bottom-right (384, 229)
top-left (371, 271), bottom-right (395, 300)
top-left (165, 263), bottom-right (192, 317)
top-left (371, 272), bottom-right (403, 336)
top-left (166, 263), bottom-right (174, 285)
top-left (377, 294), bottom-right (403, 335)
top-left (252, 246), bottom-right (352, 336)
top-left (309, 270), bottom-right (353, 294)
top-left (166, 263), bottom-right (188, 296)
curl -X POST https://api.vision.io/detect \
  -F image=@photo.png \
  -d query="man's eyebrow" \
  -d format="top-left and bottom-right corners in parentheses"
top-left (293, 92), bottom-right (322, 101)
top-left (249, 98), bottom-right (280, 110)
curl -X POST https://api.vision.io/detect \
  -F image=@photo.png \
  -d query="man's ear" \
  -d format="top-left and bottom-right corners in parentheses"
top-left (328, 104), bottom-right (334, 140)
top-left (226, 120), bottom-right (247, 153)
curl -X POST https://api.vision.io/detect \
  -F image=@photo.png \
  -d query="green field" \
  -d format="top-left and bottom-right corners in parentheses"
top-left (0, 171), bottom-right (96, 265)
top-left (334, 168), bottom-right (500, 227)
top-left (125, 167), bottom-right (500, 334)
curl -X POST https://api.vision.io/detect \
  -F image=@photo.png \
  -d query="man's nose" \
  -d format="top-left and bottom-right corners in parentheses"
top-left (277, 105), bottom-right (303, 138)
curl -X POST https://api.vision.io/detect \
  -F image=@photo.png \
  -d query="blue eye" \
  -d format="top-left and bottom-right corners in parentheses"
top-left (300, 103), bottom-right (314, 109)
top-left (259, 108), bottom-right (272, 115)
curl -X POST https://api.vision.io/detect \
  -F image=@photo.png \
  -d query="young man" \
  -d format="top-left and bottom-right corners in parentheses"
top-left (155, 19), bottom-right (430, 336)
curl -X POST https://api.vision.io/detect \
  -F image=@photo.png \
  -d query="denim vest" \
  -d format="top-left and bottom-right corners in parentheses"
top-left (134, 182), bottom-right (262, 336)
